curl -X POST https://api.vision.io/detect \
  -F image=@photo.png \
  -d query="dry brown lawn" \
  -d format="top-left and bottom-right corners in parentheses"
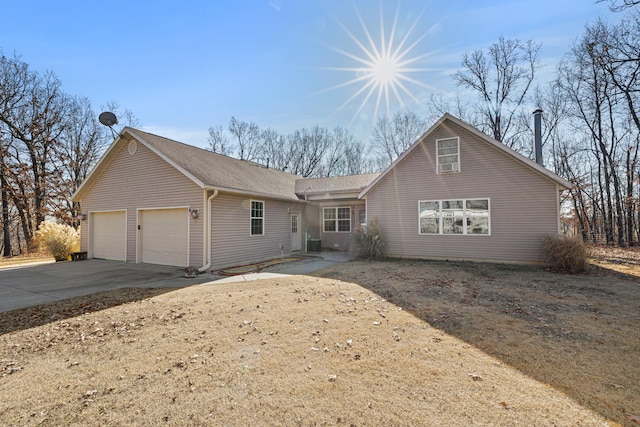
top-left (0, 253), bottom-right (53, 269)
top-left (0, 248), bottom-right (638, 426)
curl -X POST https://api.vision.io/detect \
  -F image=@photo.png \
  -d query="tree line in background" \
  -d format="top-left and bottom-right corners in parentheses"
top-left (208, 5), bottom-right (640, 247)
top-left (207, 111), bottom-right (430, 178)
top-left (0, 1), bottom-right (638, 256)
top-left (0, 51), bottom-right (138, 256)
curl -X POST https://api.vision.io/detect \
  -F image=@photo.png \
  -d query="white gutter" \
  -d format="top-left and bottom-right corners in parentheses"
top-left (198, 189), bottom-right (219, 273)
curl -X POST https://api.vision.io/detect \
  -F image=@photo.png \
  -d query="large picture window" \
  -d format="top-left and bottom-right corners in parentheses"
top-left (419, 199), bottom-right (489, 235)
top-left (250, 200), bottom-right (264, 236)
top-left (323, 207), bottom-right (351, 232)
top-left (437, 137), bottom-right (460, 173)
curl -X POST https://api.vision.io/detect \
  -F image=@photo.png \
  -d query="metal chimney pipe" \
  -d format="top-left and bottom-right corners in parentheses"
top-left (533, 109), bottom-right (543, 167)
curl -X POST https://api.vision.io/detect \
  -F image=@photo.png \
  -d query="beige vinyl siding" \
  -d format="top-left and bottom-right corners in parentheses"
top-left (318, 201), bottom-right (365, 251)
top-left (210, 193), bottom-right (308, 269)
top-left (367, 120), bottom-right (561, 263)
top-left (301, 203), bottom-right (321, 252)
top-left (79, 141), bottom-right (204, 267)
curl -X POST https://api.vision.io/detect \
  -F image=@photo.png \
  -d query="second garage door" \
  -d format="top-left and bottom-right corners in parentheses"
top-left (139, 208), bottom-right (189, 267)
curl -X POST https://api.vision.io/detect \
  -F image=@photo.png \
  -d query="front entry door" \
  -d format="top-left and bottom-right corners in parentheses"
top-left (290, 213), bottom-right (301, 251)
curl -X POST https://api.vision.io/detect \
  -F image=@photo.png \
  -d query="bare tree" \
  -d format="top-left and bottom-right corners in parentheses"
top-left (557, 22), bottom-right (630, 245)
top-left (0, 127), bottom-right (10, 256)
top-left (228, 116), bottom-right (261, 161)
top-left (372, 111), bottom-right (429, 167)
top-left (286, 126), bottom-right (332, 178)
top-left (0, 52), bottom-right (68, 246)
top-left (53, 96), bottom-right (108, 227)
top-left (427, 93), bottom-right (473, 124)
top-left (259, 128), bottom-right (288, 170)
top-left (598, 0), bottom-right (640, 11)
top-left (207, 125), bottom-right (233, 156)
top-left (454, 37), bottom-right (542, 147)
top-left (342, 139), bottom-right (377, 175)
top-left (596, 13), bottom-right (640, 134)
top-left (102, 100), bottom-right (140, 132)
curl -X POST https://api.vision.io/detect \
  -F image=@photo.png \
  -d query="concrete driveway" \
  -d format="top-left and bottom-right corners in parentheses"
top-left (0, 253), bottom-right (351, 313)
top-left (0, 260), bottom-right (214, 313)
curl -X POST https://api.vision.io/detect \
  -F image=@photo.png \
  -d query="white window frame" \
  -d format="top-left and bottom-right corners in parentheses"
top-left (250, 200), bottom-right (265, 236)
top-left (436, 137), bottom-right (460, 174)
top-left (323, 207), bottom-right (351, 233)
top-left (418, 198), bottom-right (490, 235)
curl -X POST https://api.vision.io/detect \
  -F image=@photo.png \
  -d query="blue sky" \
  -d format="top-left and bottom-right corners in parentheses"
top-left (1, 0), bottom-right (616, 148)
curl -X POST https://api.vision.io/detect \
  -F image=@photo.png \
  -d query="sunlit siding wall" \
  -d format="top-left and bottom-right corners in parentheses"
top-left (210, 193), bottom-right (308, 270)
top-left (80, 141), bottom-right (204, 266)
top-left (366, 120), bottom-right (561, 263)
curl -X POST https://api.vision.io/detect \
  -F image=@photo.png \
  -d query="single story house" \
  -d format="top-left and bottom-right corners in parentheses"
top-left (72, 113), bottom-right (571, 269)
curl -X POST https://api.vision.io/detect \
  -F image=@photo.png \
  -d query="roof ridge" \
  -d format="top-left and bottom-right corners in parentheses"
top-left (128, 127), bottom-right (301, 179)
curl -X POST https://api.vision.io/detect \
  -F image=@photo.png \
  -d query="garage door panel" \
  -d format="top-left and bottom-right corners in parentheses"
top-left (92, 211), bottom-right (126, 261)
top-left (140, 208), bottom-right (188, 267)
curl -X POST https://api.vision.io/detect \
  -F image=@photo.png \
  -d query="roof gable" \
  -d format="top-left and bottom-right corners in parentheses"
top-left (359, 113), bottom-right (572, 198)
top-left (73, 128), bottom-right (302, 202)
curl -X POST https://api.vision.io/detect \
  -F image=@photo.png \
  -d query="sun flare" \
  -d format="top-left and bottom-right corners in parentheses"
top-left (320, 3), bottom-right (436, 125)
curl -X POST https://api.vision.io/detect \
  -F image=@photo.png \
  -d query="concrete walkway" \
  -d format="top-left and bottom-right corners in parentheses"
top-left (208, 251), bottom-right (352, 284)
top-left (0, 252), bottom-right (352, 312)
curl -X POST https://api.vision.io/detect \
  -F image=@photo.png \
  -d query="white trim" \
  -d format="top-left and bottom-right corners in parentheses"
top-left (556, 185), bottom-right (563, 235)
top-left (127, 129), bottom-right (206, 189)
top-left (198, 189), bottom-right (219, 272)
top-left (72, 129), bottom-right (206, 202)
top-left (88, 209), bottom-right (127, 261)
top-left (250, 199), bottom-right (265, 236)
top-left (290, 211), bottom-right (301, 251)
top-left (136, 206), bottom-right (190, 266)
top-left (364, 197), bottom-right (368, 227)
top-left (322, 206), bottom-right (352, 233)
top-left (436, 136), bottom-right (460, 174)
top-left (128, 140), bottom-right (137, 154)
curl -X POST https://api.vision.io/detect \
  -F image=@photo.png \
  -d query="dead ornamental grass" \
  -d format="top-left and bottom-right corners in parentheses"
top-left (0, 276), bottom-right (610, 426)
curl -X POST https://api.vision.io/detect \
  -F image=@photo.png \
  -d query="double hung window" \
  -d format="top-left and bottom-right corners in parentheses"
top-left (437, 137), bottom-right (460, 173)
top-left (250, 200), bottom-right (264, 236)
top-left (323, 207), bottom-right (351, 232)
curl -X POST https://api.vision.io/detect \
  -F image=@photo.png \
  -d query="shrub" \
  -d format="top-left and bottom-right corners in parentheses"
top-left (542, 234), bottom-right (588, 273)
top-left (352, 217), bottom-right (386, 260)
top-left (35, 220), bottom-right (80, 261)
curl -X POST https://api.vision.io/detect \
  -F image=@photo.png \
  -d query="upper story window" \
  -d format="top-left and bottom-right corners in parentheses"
top-left (437, 137), bottom-right (460, 174)
top-left (323, 207), bottom-right (351, 232)
top-left (250, 200), bottom-right (264, 236)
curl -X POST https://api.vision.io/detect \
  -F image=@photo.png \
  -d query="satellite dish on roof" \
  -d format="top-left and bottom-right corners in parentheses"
top-left (98, 111), bottom-right (119, 139)
top-left (99, 111), bottom-right (118, 127)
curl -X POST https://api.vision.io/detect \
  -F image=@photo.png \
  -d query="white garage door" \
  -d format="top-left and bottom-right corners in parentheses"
top-left (91, 211), bottom-right (126, 261)
top-left (139, 208), bottom-right (189, 267)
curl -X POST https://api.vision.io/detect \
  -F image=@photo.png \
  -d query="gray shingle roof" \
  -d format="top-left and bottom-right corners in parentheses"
top-left (295, 173), bottom-right (380, 195)
top-left (128, 128), bottom-right (302, 200)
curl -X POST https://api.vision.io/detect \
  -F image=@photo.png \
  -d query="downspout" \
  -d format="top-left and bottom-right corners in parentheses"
top-left (198, 188), bottom-right (219, 273)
